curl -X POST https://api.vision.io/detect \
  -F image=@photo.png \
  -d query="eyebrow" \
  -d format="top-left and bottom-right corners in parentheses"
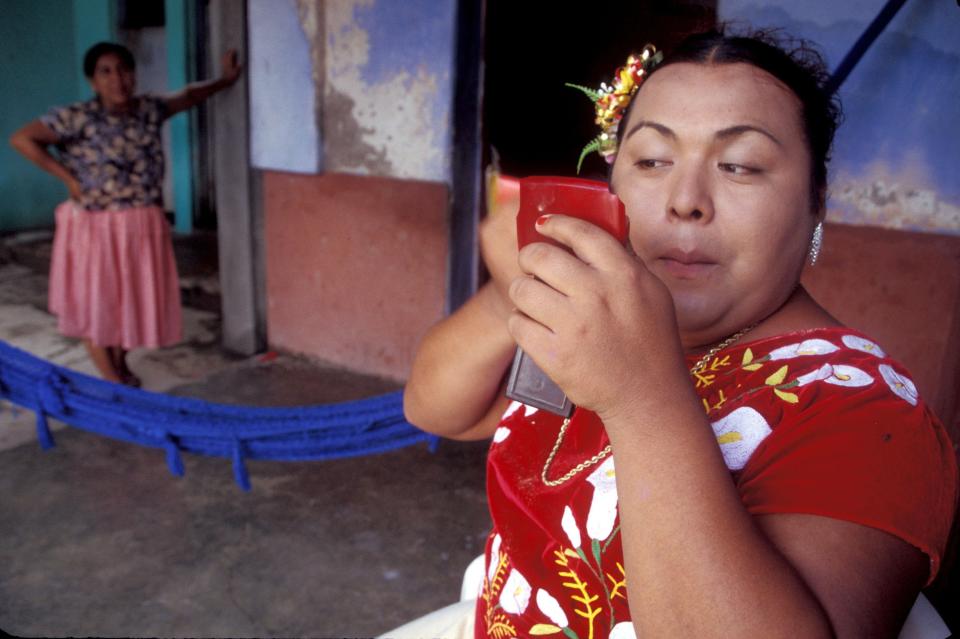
top-left (623, 120), bottom-right (783, 147)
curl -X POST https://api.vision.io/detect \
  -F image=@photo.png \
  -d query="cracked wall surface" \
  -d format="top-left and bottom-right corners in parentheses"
top-left (250, 0), bottom-right (455, 182)
top-left (319, 0), bottom-right (454, 181)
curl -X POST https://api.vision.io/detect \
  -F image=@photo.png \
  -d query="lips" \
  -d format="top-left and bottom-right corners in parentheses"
top-left (656, 248), bottom-right (718, 280)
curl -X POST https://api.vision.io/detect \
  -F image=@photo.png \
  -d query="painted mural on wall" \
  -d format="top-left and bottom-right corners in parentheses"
top-left (719, 0), bottom-right (960, 235)
top-left (247, 0), bottom-right (455, 182)
top-left (319, 0), bottom-right (455, 181)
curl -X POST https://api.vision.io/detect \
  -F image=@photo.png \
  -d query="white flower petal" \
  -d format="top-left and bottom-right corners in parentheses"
top-left (499, 568), bottom-right (532, 614)
top-left (585, 457), bottom-right (619, 541)
top-left (711, 407), bottom-right (772, 471)
top-left (561, 506), bottom-right (581, 549)
top-left (823, 365), bottom-right (873, 387)
top-left (493, 426), bottom-right (511, 443)
top-left (524, 404), bottom-right (539, 417)
top-left (796, 363), bottom-right (834, 386)
top-left (536, 588), bottom-right (569, 628)
top-left (610, 621), bottom-right (638, 639)
top-left (487, 534), bottom-right (502, 581)
top-left (880, 364), bottom-right (918, 406)
top-left (502, 401), bottom-right (523, 419)
top-left (586, 493), bottom-right (618, 542)
top-left (586, 456), bottom-right (617, 495)
top-left (842, 334), bottom-right (886, 358)
top-left (768, 339), bottom-right (839, 360)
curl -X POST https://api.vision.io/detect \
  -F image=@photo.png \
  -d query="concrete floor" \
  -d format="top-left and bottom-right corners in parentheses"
top-left (0, 231), bottom-right (491, 638)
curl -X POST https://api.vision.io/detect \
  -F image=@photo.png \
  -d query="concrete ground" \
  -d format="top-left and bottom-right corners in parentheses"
top-left (0, 231), bottom-right (491, 638)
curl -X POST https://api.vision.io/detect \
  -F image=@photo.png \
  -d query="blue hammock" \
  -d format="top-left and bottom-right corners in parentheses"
top-left (0, 340), bottom-right (437, 490)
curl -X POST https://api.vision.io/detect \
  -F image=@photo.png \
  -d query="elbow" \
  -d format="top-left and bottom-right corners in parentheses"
top-left (402, 384), bottom-right (432, 432)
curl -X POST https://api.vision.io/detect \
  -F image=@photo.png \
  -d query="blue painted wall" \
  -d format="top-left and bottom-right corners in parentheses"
top-left (718, 0), bottom-right (960, 235)
top-left (1, 1), bottom-right (80, 231)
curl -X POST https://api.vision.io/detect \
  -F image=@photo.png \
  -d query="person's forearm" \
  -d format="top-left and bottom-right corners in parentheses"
top-left (603, 380), bottom-right (833, 638)
top-left (181, 77), bottom-right (234, 108)
top-left (404, 283), bottom-right (517, 439)
top-left (9, 134), bottom-right (74, 185)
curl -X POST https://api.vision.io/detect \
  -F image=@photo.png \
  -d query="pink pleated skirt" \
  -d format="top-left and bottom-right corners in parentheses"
top-left (48, 201), bottom-right (182, 349)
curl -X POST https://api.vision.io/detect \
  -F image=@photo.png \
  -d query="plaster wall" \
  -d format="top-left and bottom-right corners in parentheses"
top-left (719, 0), bottom-right (960, 235)
top-left (249, 0), bottom-right (457, 377)
top-left (0, 1), bottom-right (79, 230)
top-left (263, 172), bottom-right (448, 381)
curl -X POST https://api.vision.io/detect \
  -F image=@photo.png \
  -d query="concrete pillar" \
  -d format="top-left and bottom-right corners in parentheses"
top-left (209, 0), bottom-right (266, 355)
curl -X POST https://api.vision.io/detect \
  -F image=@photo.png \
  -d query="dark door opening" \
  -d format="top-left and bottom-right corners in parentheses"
top-left (483, 1), bottom-right (717, 180)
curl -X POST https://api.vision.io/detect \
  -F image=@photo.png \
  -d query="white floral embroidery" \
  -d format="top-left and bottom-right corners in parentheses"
top-left (767, 339), bottom-right (839, 360)
top-left (502, 400), bottom-right (538, 419)
top-left (841, 334), bottom-right (886, 357)
top-left (710, 407), bottom-right (772, 471)
top-left (561, 505), bottom-right (581, 549)
top-left (586, 457), bottom-right (618, 541)
top-left (796, 363), bottom-right (873, 388)
top-left (487, 534), bottom-right (502, 581)
top-left (536, 588), bottom-right (569, 628)
top-left (499, 568), bottom-right (532, 614)
top-left (493, 426), bottom-right (511, 443)
top-left (880, 364), bottom-right (918, 406)
top-left (610, 621), bottom-right (638, 639)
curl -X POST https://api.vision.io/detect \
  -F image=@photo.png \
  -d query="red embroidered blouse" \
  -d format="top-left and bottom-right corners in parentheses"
top-left (475, 328), bottom-right (957, 639)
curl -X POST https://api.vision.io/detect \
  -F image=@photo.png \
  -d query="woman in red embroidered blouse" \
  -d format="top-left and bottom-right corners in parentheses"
top-left (402, 28), bottom-right (957, 639)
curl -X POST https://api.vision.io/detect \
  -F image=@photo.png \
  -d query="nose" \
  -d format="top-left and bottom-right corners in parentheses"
top-left (665, 161), bottom-right (714, 223)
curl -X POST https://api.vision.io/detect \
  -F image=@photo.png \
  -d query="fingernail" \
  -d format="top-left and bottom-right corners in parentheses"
top-left (536, 214), bottom-right (551, 226)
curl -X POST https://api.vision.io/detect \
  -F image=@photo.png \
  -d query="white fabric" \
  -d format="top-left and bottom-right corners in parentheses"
top-left (376, 598), bottom-right (476, 639)
top-left (898, 593), bottom-right (950, 639)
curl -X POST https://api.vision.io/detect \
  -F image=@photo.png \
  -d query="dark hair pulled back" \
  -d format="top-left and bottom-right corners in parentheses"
top-left (83, 42), bottom-right (136, 79)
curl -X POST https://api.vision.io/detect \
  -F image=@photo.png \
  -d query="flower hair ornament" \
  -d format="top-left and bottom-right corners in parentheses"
top-left (567, 45), bottom-right (663, 173)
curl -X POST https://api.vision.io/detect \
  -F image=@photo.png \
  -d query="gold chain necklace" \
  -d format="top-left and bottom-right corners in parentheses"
top-left (540, 324), bottom-right (757, 487)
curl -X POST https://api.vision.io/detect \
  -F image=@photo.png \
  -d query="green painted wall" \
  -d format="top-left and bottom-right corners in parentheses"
top-left (1, 1), bottom-right (77, 231)
top-left (0, 0), bottom-right (115, 232)
top-left (165, 0), bottom-right (194, 234)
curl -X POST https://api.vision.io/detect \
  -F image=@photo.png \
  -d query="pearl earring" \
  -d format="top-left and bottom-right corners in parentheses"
top-left (808, 221), bottom-right (823, 266)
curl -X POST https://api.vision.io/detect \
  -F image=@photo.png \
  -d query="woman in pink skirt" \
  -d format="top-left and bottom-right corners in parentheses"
top-left (10, 42), bottom-right (241, 385)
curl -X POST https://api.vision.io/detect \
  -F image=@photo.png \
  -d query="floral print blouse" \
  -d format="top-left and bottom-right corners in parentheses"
top-left (476, 328), bottom-right (957, 639)
top-left (41, 96), bottom-right (168, 211)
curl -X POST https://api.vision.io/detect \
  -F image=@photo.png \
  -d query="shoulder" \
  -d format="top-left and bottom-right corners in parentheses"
top-left (138, 94), bottom-right (169, 121)
top-left (40, 99), bottom-right (99, 137)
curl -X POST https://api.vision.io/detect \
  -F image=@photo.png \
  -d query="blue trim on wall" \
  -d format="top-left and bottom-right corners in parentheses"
top-left (165, 0), bottom-right (194, 234)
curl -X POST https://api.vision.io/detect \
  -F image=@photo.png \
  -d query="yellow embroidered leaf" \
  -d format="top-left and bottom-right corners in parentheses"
top-left (717, 431), bottom-right (742, 444)
top-left (564, 548), bottom-right (580, 559)
top-left (774, 389), bottom-right (799, 404)
top-left (529, 624), bottom-right (563, 635)
top-left (765, 365), bottom-right (788, 386)
top-left (742, 348), bottom-right (754, 365)
top-left (743, 363), bottom-right (764, 371)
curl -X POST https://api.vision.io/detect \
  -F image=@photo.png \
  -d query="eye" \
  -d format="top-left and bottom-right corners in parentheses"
top-left (718, 162), bottom-right (758, 175)
top-left (634, 159), bottom-right (670, 170)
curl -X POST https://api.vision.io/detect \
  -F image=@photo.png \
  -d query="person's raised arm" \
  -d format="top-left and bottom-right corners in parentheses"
top-left (163, 49), bottom-right (242, 117)
top-left (9, 120), bottom-right (81, 200)
top-left (404, 179), bottom-right (523, 440)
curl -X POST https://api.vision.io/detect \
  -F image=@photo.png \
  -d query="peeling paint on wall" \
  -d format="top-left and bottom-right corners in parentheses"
top-left (321, 0), bottom-right (453, 181)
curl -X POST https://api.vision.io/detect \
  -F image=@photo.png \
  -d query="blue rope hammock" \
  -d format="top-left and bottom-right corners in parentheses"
top-left (0, 340), bottom-right (438, 491)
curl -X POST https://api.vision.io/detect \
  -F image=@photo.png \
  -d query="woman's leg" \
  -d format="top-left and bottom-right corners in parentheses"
top-left (107, 346), bottom-right (141, 387)
top-left (83, 339), bottom-right (123, 382)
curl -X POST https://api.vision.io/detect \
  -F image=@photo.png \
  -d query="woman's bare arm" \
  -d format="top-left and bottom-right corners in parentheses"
top-left (404, 283), bottom-right (516, 440)
top-left (164, 50), bottom-right (242, 116)
top-left (9, 120), bottom-right (80, 198)
top-left (404, 176), bottom-right (523, 440)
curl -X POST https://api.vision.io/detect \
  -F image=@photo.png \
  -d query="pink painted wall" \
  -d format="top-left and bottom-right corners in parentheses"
top-left (263, 171), bottom-right (448, 382)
